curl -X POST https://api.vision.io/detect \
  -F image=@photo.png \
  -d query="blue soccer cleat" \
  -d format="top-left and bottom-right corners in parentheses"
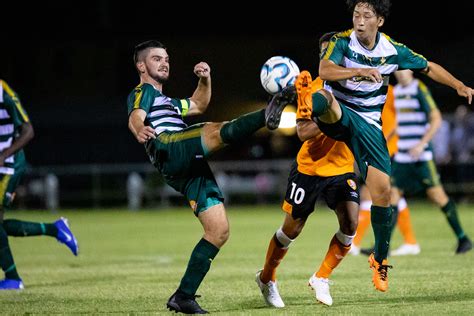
top-left (0, 279), bottom-right (24, 290)
top-left (54, 217), bottom-right (79, 256)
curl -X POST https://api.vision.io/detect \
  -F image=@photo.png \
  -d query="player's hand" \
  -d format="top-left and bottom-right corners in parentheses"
top-left (409, 143), bottom-right (424, 159)
top-left (359, 68), bottom-right (382, 83)
top-left (456, 84), bottom-right (474, 105)
top-left (136, 126), bottom-right (156, 144)
top-left (194, 62), bottom-right (211, 78)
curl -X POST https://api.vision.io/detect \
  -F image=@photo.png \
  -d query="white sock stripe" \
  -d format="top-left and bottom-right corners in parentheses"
top-left (335, 230), bottom-right (355, 246)
top-left (360, 200), bottom-right (372, 211)
top-left (398, 197), bottom-right (407, 211)
top-left (275, 227), bottom-right (293, 249)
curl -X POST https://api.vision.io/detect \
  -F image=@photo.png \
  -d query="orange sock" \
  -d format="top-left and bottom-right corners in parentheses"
top-left (354, 209), bottom-right (371, 247)
top-left (397, 206), bottom-right (417, 244)
top-left (316, 235), bottom-right (351, 279)
top-left (260, 235), bottom-right (288, 283)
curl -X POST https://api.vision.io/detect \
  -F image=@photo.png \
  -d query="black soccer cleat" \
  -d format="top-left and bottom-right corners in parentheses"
top-left (456, 236), bottom-right (472, 254)
top-left (166, 291), bottom-right (208, 314)
top-left (265, 85), bottom-right (297, 130)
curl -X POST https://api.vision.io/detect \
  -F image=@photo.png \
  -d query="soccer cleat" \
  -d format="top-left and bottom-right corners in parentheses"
top-left (456, 236), bottom-right (472, 254)
top-left (255, 269), bottom-right (285, 308)
top-left (368, 253), bottom-right (392, 292)
top-left (349, 245), bottom-right (361, 256)
top-left (390, 243), bottom-right (421, 256)
top-left (166, 291), bottom-right (208, 314)
top-left (308, 275), bottom-right (333, 306)
top-left (0, 279), bottom-right (24, 290)
top-left (295, 70), bottom-right (314, 120)
top-left (54, 217), bottom-right (79, 256)
top-left (265, 85), bottom-right (296, 130)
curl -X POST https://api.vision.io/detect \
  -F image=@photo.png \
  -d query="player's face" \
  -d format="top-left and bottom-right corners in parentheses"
top-left (144, 48), bottom-right (170, 83)
top-left (394, 70), bottom-right (414, 86)
top-left (352, 3), bottom-right (384, 46)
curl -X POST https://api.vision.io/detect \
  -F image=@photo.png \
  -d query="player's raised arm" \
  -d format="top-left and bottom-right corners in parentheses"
top-left (188, 62), bottom-right (211, 115)
top-left (423, 61), bottom-right (474, 104)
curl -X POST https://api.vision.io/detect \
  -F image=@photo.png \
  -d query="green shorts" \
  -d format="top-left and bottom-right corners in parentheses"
top-left (145, 123), bottom-right (224, 215)
top-left (0, 168), bottom-right (25, 209)
top-left (391, 159), bottom-right (440, 194)
top-left (317, 105), bottom-right (391, 180)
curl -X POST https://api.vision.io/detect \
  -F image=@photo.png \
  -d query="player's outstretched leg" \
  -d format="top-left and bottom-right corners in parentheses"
top-left (54, 217), bottom-right (79, 256)
top-left (265, 85), bottom-right (296, 130)
top-left (368, 253), bottom-right (392, 292)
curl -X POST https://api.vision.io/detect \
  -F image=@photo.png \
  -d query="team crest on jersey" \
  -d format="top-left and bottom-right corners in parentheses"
top-left (347, 179), bottom-right (357, 190)
top-left (189, 200), bottom-right (198, 212)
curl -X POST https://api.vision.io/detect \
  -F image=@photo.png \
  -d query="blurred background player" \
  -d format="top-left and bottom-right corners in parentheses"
top-left (390, 70), bottom-right (472, 254)
top-left (351, 84), bottom-right (420, 256)
top-left (127, 40), bottom-right (291, 314)
top-left (256, 32), bottom-right (359, 308)
top-left (0, 79), bottom-right (78, 290)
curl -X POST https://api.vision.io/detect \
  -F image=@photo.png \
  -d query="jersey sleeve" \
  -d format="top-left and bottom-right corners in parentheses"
top-left (417, 80), bottom-right (438, 113)
top-left (2, 81), bottom-right (30, 127)
top-left (390, 38), bottom-right (428, 71)
top-left (127, 83), bottom-right (156, 115)
top-left (321, 34), bottom-right (347, 65)
top-left (170, 98), bottom-right (191, 117)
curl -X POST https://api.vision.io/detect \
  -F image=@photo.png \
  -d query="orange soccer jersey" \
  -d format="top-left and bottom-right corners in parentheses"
top-left (381, 85), bottom-right (398, 157)
top-left (296, 77), bottom-right (355, 177)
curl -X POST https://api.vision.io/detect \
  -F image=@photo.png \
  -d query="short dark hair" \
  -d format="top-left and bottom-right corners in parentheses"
top-left (133, 40), bottom-right (166, 64)
top-left (319, 31), bottom-right (338, 51)
top-left (346, 0), bottom-right (391, 19)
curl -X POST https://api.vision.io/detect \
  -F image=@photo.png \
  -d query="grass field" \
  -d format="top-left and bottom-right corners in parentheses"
top-left (1, 202), bottom-right (473, 315)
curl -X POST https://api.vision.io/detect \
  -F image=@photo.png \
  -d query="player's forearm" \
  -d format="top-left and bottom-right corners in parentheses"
top-left (190, 77), bottom-right (211, 113)
top-left (418, 111), bottom-right (441, 146)
top-left (1, 123), bottom-right (34, 158)
top-left (128, 114), bottom-right (144, 138)
top-left (319, 60), bottom-right (362, 81)
top-left (425, 61), bottom-right (465, 91)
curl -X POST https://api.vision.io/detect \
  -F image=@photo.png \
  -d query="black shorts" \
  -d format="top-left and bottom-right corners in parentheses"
top-left (282, 162), bottom-right (360, 220)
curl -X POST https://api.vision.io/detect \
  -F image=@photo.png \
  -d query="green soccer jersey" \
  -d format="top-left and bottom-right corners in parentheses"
top-left (393, 79), bottom-right (437, 163)
top-left (127, 83), bottom-right (191, 135)
top-left (0, 80), bottom-right (29, 175)
top-left (322, 29), bottom-right (428, 130)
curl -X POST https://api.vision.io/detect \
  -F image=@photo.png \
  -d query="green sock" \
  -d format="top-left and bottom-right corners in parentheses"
top-left (441, 199), bottom-right (465, 239)
top-left (220, 109), bottom-right (265, 145)
top-left (178, 238), bottom-right (219, 296)
top-left (0, 224), bottom-right (21, 280)
top-left (371, 205), bottom-right (394, 263)
top-left (3, 219), bottom-right (58, 237)
top-left (310, 92), bottom-right (330, 118)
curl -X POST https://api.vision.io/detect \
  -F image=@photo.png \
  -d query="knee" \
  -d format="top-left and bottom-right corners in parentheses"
top-left (372, 184), bottom-right (391, 206)
top-left (206, 225), bottom-right (230, 247)
top-left (317, 89), bottom-right (334, 104)
top-left (340, 216), bottom-right (358, 236)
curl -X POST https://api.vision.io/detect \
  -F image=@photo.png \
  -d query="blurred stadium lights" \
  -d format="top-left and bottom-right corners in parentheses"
top-left (277, 105), bottom-right (297, 136)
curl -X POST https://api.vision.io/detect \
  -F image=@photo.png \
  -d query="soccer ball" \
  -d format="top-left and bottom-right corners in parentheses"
top-left (260, 56), bottom-right (300, 95)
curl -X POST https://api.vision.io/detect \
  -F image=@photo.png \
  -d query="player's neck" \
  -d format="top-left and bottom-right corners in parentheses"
top-left (141, 77), bottom-right (163, 92)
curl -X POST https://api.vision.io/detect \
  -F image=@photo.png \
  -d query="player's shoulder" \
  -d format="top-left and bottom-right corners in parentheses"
top-left (380, 33), bottom-right (406, 48)
top-left (332, 29), bottom-right (353, 42)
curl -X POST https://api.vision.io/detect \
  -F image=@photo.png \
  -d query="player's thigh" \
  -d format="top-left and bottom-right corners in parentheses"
top-left (198, 203), bottom-right (229, 238)
top-left (365, 166), bottom-right (391, 206)
top-left (282, 163), bottom-right (321, 220)
top-left (201, 122), bottom-right (226, 154)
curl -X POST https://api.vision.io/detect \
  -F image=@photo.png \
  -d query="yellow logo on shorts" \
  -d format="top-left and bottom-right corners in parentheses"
top-left (189, 200), bottom-right (198, 212)
top-left (347, 179), bottom-right (357, 190)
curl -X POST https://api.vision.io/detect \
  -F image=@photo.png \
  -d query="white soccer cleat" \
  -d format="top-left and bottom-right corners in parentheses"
top-left (255, 269), bottom-right (285, 308)
top-left (391, 243), bottom-right (421, 256)
top-left (308, 275), bottom-right (333, 306)
top-left (349, 244), bottom-right (360, 256)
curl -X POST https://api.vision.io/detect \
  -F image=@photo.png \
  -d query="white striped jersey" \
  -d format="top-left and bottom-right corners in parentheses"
top-left (393, 79), bottom-right (437, 163)
top-left (0, 80), bottom-right (30, 175)
top-left (127, 83), bottom-right (191, 136)
top-left (322, 29), bottom-right (428, 130)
